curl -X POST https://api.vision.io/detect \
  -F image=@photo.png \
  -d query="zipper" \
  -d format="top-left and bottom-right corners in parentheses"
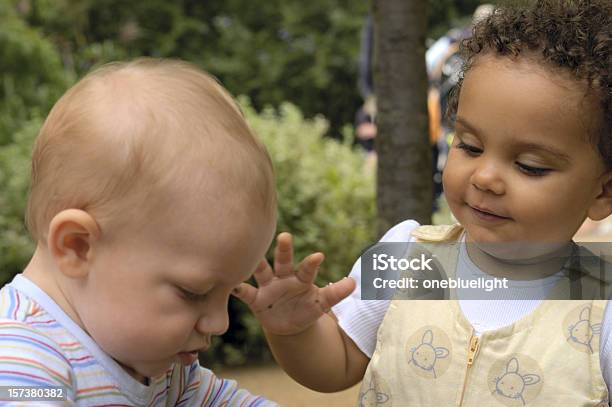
top-left (458, 332), bottom-right (480, 406)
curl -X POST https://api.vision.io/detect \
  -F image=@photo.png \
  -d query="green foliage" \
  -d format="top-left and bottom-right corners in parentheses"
top-left (0, 1), bottom-right (66, 283)
top-left (427, 0), bottom-right (490, 39)
top-left (0, 1), bottom-right (69, 145)
top-left (20, 0), bottom-right (369, 137)
top-left (0, 119), bottom-right (38, 285)
top-left (247, 100), bottom-right (376, 284)
top-left (10, 0), bottom-right (490, 140)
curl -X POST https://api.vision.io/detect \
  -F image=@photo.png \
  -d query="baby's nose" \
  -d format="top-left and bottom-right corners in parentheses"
top-left (196, 309), bottom-right (230, 336)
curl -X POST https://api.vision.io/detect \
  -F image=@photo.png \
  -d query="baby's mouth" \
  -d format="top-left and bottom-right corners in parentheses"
top-left (177, 350), bottom-right (200, 366)
top-left (177, 337), bottom-right (211, 365)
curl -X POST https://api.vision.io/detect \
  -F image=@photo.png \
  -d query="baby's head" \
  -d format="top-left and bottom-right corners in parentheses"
top-left (442, 0), bottom-right (611, 251)
top-left (28, 58), bottom-right (277, 243)
top-left (25, 59), bottom-right (277, 381)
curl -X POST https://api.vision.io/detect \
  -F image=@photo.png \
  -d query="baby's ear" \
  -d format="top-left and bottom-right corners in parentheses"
top-left (47, 209), bottom-right (101, 278)
top-left (587, 171), bottom-right (612, 221)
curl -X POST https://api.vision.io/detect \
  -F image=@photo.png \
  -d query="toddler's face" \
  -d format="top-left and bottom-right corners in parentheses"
top-left (71, 193), bottom-right (275, 381)
top-left (443, 55), bottom-right (608, 251)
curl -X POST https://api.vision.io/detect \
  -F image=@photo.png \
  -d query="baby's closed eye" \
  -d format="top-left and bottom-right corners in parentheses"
top-left (177, 286), bottom-right (209, 302)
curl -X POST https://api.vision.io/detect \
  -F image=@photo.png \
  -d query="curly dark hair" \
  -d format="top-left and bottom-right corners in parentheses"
top-left (447, 0), bottom-right (611, 169)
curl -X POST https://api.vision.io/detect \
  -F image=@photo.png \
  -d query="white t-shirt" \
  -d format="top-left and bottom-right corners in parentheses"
top-left (332, 220), bottom-right (612, 390)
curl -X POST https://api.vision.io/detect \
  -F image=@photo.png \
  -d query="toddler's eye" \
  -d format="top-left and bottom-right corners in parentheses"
top-left (456, 141), bottom-right (482, 156)
top-left (516, 162), bottom-right (551, 177)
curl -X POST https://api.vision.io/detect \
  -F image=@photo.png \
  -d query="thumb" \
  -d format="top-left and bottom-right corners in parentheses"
top-left (231, 282), bottom-right (258, 307)
top-left (320, 277), bottom-right (356, 310)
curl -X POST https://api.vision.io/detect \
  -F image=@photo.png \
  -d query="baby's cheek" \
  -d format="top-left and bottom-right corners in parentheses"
top-left (85, 319), bottom-right (139, 361)
top-left (101, 315), bottom-right (191, 359)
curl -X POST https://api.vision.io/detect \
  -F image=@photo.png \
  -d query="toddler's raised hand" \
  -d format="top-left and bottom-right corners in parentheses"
top-left (232, 232), bottom-right (356, 336)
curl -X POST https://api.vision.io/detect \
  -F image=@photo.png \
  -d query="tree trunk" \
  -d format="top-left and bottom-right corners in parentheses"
top-left (373, 0), bottom-right (430, 236)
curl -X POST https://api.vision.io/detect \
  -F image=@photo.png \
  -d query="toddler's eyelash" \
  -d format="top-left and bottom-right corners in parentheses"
top-left (456, 141), bottom-right (482, 156)
top-left (516, 162), bottom-right (551, 176)
top-left (457, 141), bottom-right (551, 177)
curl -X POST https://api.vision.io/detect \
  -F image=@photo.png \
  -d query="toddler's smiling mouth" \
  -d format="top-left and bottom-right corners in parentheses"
top-left (468, 204), bottom-right (513, 221)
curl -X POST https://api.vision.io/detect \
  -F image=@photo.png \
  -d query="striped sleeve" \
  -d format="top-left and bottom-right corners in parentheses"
top-left (0, 319), bottom-right (75, 405)
top-left (177, 364), bottom-right (278, 406)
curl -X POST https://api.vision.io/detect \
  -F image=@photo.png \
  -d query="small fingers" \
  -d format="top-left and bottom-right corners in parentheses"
top-left (253, 260), bottom-right (275, 287)
top-left (295, 252), bottom-right (325, 284)
top-left (231, 282), bottom-right (258, 306)
top-left (274, 232), bottom-right (294, 277)
top-left (318, 277), bottom-right (357, 311)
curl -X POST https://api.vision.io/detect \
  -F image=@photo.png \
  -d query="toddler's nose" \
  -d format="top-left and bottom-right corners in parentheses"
top-left (470, 160), bottom-right (505, 195)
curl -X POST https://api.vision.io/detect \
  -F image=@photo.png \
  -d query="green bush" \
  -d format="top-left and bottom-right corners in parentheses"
top-left (248, 100), bottom-right (376, 283)
top-left (0, 119), bottom-right (39, 285)
top-left (0, 1), bottom-right (67, 283)
top-left (0, 2), bottom-right (69, 146)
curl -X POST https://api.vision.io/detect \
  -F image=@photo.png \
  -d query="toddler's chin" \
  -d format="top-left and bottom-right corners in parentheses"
top-left (474, 241), bottom-right (570, 263)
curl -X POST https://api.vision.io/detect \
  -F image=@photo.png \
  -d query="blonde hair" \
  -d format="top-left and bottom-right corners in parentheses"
top-left (27, 58), bottom-right (276, 242)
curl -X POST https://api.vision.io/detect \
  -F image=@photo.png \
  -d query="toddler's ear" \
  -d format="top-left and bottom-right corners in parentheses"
top-left (47, 209), bottom-right (101, 278)
top-left (587, 171), bottom-right (612, 221)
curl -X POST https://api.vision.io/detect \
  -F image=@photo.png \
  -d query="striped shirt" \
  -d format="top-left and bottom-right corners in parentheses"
top-left (0, 274), bottom-right (277, 406)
